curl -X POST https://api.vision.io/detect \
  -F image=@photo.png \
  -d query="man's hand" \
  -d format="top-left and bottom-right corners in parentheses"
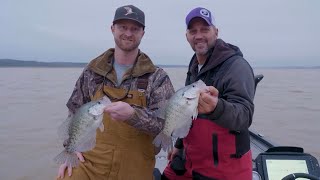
top-left (57, 152), bottom-right (84, 179)
top-left (167, 147), bottom-right (180, 161)
top-left (198, 86), bottom-right (219, 114)
top-left (104, 101), bottom-right (135, 121)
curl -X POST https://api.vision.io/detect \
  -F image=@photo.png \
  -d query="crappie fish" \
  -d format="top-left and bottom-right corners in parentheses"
top-left (54, 96), bottom-right (111, 168)
top-left (153, 80), bottom-right (207, 152)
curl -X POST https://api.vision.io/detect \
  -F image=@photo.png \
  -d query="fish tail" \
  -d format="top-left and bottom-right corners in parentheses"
top-left (54, 150), bottom-right (79, 167)
top-left (153, 132), bottom-right (173, 152)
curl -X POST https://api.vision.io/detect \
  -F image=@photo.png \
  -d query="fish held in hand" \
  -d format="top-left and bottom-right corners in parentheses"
top-left (153, 80), bottom-right (207, 152)
top-left (54, 96), bottom-right (111, 168)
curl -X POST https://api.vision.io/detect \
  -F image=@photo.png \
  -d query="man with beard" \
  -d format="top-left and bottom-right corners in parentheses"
top-left (162, 7), bottom-right (255, 179)
top-left (56, 5), bottom-right (175, 180)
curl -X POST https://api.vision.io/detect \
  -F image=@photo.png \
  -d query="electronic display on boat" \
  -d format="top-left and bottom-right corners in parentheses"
top-left (255, 153), bottom-right (320, 180)
top-left (266, 159), bottom-right (309, 180)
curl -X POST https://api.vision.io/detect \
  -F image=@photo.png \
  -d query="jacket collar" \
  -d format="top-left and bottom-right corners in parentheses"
top-left (189, 39), bottom-right (242, 77)
top-left (88, 48), bottom-right (156, 78)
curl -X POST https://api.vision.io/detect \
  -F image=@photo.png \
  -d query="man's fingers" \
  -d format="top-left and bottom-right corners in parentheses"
top-left (199, 88), bottom-right (209, 94)
top-left (207, 86), bottom-right (219, 96)
top-left (198, 106), bottom-right (205, 114)
top-left (104, 102), bottom-right (120, 111)
top-left (68, 165), bottom-right (72, 177)
top-left (57, 152), bottom-right (83, 179)
top-left (57, 162), bottom-right (67, 179)
top-left (76, 152), bottom-right (85, 162)
top-left (167, 151), bottom-right (172, 160)
top-left (198, 97), bottom-right (205, 110)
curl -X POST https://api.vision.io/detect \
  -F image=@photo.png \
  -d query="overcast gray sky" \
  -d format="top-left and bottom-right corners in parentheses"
top-left (1, 0), bottom-right (319, 67)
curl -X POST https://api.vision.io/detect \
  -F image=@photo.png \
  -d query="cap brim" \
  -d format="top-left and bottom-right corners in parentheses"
top-left (113, 18), bottom-right (145, 27)
top-left (187, 16), bottom-right (212, 29)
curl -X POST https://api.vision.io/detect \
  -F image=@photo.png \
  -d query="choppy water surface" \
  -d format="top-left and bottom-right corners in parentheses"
top-left (0, 67), bottom-right (319, 180)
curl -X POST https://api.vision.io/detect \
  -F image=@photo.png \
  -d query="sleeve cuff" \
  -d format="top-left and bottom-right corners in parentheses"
top-left (125, 109), bottom-right (138, 126)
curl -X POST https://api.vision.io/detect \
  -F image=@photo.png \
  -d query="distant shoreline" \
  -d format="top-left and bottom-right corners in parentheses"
top-left (0, 59), bottom-right (319, 69)
top-left (0, 59), bottom-right (187, 68)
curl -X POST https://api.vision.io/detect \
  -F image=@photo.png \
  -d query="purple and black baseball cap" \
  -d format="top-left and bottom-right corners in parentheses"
top-left (185, 7), bottom-right (216, 29)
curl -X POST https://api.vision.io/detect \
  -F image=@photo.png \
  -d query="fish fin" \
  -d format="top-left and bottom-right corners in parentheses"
top-left (150, 100), bottom-right (169, 110)
top-left (101, 96), bottom-right (112, 105)
top-left (152, 100), bottom-right (169, 119)
top-left (54, 150), bottom-right (79, 167)
top-left (192, 107), bottom-right (198, 120)
top-left (99, 122), bottom-right (104, 132)
top-left (75, 131), bottom-right (97, 152)
top-left (154, 108), bottom-right (166, 120)
top-left (57, 113), bottom-right (73, 141)
top-left (172, 120), bottom-right (193, 138)
top-left (153, 132), bottom-right (173, 152)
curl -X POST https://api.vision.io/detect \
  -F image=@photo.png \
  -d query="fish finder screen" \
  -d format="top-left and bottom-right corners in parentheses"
top-left (266, 159), bottom-right (309, 180)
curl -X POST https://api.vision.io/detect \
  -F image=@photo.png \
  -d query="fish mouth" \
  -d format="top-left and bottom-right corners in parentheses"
top-left (185, 97), bottom-right (196, 100)
top-left (183, 92), bottom-right (198, 99)
top-left (89, 104), bottom-right (105, 116)
top-left (182, 91), bottom-right (198, 99)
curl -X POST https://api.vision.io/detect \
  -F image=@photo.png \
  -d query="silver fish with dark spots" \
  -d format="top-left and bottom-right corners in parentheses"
top-left (54, 96), bottom-right (111, 168)
top-left (153, 80), bottom-right (207, 152)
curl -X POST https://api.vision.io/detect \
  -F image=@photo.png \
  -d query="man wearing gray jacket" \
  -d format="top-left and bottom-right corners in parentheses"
top-left (163, 7), bottom-right (255, 180)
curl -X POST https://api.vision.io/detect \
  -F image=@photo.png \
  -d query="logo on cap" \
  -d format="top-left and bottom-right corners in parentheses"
top-left (200, 9), bottom-right (210, 17)
top-left (124, 6), bottom-right (135, 16)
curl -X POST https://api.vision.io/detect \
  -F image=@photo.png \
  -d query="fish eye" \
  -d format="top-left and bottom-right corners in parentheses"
top-left (98, 101), bottom-right (101, 104)
top-left (192, 85), bottom-right (195, 87)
